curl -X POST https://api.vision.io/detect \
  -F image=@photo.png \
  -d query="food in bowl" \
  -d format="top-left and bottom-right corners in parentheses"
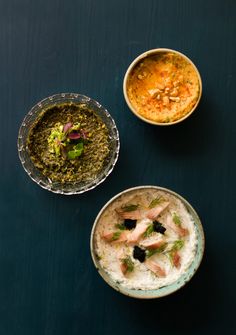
top-left (18, 93), bottom-right (119, 194)
top-left (123, 49), bottom-right (202, 125)
top-left (91, 186), bottom-right (204, 297)
top-left (27, 102), bottom-right (110, 183)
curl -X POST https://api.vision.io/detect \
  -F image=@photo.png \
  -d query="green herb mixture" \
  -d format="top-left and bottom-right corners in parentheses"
top-left (27, 103), bottom-right (110, 183)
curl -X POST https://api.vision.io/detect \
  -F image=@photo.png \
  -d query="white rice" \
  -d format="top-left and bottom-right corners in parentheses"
top-left (93, 188), bottom-right (197, 290)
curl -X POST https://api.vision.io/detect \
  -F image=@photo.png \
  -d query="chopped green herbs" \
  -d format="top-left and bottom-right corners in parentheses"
top-left (173, 212), bottom-right (182, 226)
top-left (112, 231), bottom-right (122, 241)
top-left (146, 243), bottom-right (167, 258)
top-left (122, 256), bottom-right (134, 272)
top-left (170, 240), bottom-right (184, 252)
top-left (27, 103), bottom-right (110, 183)
top-left (144, 224), bottom-right (154, 237)
top-left (114, 223), bottom-right (126, 230)
top-left (148, 196), bottom-right (165, 208)
top-left (67, 142), bottom-right (84, 159)
top-left (48, 121), bottom-right (88, 160)
top-left (121, 204), bottom-right (139, 212)
top-left (167, 240), bottom-right (184, 266)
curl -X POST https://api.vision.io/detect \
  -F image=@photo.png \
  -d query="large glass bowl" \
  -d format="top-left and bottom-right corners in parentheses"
top-left (17, 93), bottom-right (120, 195)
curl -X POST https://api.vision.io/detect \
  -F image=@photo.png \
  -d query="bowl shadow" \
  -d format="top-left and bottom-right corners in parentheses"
top-left (142, 94), bottom-right (218, 159)
top-left (118, 249), bottom-right (221, 333)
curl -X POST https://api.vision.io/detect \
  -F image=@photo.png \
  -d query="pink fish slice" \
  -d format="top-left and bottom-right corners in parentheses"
top-left (145, 259), bottom-right (166, 277)
top-left (146, 201), bottom-right (170, 220)
top-left (164, 214), bottom-right (189, 237)
top-left (141, 239), bottom-right (165, 250)
top-left (101, 230), bottom-right (129, 243)
top-left (116, 208), bottom-right (145, 220)
top-left (126, 222), bottom-right (148, 245)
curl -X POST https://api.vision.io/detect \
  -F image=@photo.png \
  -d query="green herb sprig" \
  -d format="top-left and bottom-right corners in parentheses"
top-left (121, 204), bottom-right (139, 212)
top-left (148, 196), bottom-right (165, 209)
top-left (122, 256), bottom-right (134, 272)
top-left (146, 243), bottom-right (167, 258)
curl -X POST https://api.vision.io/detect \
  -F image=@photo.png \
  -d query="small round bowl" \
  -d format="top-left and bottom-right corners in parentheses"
top-left (123, 48), bottom-right (202, 126)
top-left (18, 93), bottom-right (120, 195)
top-left (90, 186), bottom-right (205, 298)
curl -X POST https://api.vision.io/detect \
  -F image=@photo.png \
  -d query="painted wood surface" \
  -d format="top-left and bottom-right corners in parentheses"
top-left (0, 0), bottom-right (235, 334)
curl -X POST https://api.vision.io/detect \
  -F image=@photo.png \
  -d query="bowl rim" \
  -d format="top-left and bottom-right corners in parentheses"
top-left (90, 185), bottom-right (205, 299)
top-left (123, 48), bottom-right (202, 126)
top-left (17, 92), bottom-right (120, 195)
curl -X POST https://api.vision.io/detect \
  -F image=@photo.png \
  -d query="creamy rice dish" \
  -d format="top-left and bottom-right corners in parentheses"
top-left (93, 188), bottom-right (197, 290)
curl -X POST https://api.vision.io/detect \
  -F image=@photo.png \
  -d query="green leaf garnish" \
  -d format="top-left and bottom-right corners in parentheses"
top-left (112, 231), bottom-right (122, 241)
top-left (67, 142), bottom-right (84, 159)
top-left (48, 125), bottom-right (66, 156)
top-left (167, 240), bottom-right (184, 266)
top-left (143, 223), bottom-right (154, 237)
top-left (146, 243), bottom-right (167, 258)
top-left (148, 196), bottom-right (164, 208)
top-left (173, 212), bottom-right (182, 226)
top-left (170, 240), bottom-right (184, 252)
top-left (115, 223), bottom-right (126, 230)
top-left (121, 204), bottom-right (139, 212)
top-left (122, 256), bottom-right (134, 272)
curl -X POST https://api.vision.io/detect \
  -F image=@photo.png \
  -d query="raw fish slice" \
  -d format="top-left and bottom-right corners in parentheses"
top-left (112, 231), bottom-right (130, 244)
top-left (146, 201), bottom-right (170, 220)
top-left (164, 214), bottom-right (189, 237)
top-left (140, 239), bottom-right (166, 250)
top-left (102, 231), bottom-right (114, 242)
top-left (172, 251), bottom-right (181, 268)
top-left (145, 259), bottom-right (166, 277)
top-left (115, 194), bottom-right (149, 220)
top-left (117, 250), bottom-right (128, 275)
top-left (101, 230), bottom-right (129, 243)
top-left (127, 222), bottom-right (148, 245)
top-left (116, 208), bottom-right (145, 220)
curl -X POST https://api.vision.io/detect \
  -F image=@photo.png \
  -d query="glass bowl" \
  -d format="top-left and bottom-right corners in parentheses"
top-left (90, 186), bottom-right (205, 298)
top-left (17, 93), bottom-right (120, 195)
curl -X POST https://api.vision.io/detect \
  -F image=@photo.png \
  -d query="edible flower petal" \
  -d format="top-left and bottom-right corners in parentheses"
top-left (68, 132), bottom-right (81, 140)
top-left (63, 122), bottom-right (73, 133)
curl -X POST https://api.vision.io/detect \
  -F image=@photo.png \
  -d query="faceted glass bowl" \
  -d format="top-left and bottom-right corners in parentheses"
top-left (18, 93), bottom-right (120, 195)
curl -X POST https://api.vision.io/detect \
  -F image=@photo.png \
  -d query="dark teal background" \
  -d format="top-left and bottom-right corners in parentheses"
top-left (0, 0), bottom-right (235, 334)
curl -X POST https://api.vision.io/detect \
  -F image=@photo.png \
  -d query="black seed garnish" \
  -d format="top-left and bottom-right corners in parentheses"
top-left (133, 246), bottom-right (146, 263)
top-left (124, 219), bottom-right (137, 230)
top-left (153, 221), bottom-right (166, 234)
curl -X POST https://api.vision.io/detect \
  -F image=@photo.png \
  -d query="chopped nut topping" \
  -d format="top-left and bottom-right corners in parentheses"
top-left (162, 96), bottom-right (169, 105)
top-left (156, 82), bottom-right (165, 90)
top-left (148, 89), bottom-right (160, 97)
top-left (173, 81), bottom-right (179, 87)
top-left (170, 88), bottom-right (179, 97)
top-left (169, 97), bottom-right (180, 102)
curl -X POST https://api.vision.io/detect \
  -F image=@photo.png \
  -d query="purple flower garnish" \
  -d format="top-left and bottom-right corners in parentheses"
top-left (68, 132), bottom-right (81, 139)
top-left (80, 129), bottom-right (88, 139)
top-left (63, 122), bottom-right (73, 133)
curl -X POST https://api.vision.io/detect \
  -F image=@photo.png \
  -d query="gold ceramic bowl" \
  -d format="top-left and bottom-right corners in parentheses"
top-left (123, 48), bottom-right (202, 126)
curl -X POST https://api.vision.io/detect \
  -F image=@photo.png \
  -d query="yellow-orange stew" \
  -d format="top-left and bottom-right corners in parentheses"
top-left (127, 52), bottom-right (201, 123)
